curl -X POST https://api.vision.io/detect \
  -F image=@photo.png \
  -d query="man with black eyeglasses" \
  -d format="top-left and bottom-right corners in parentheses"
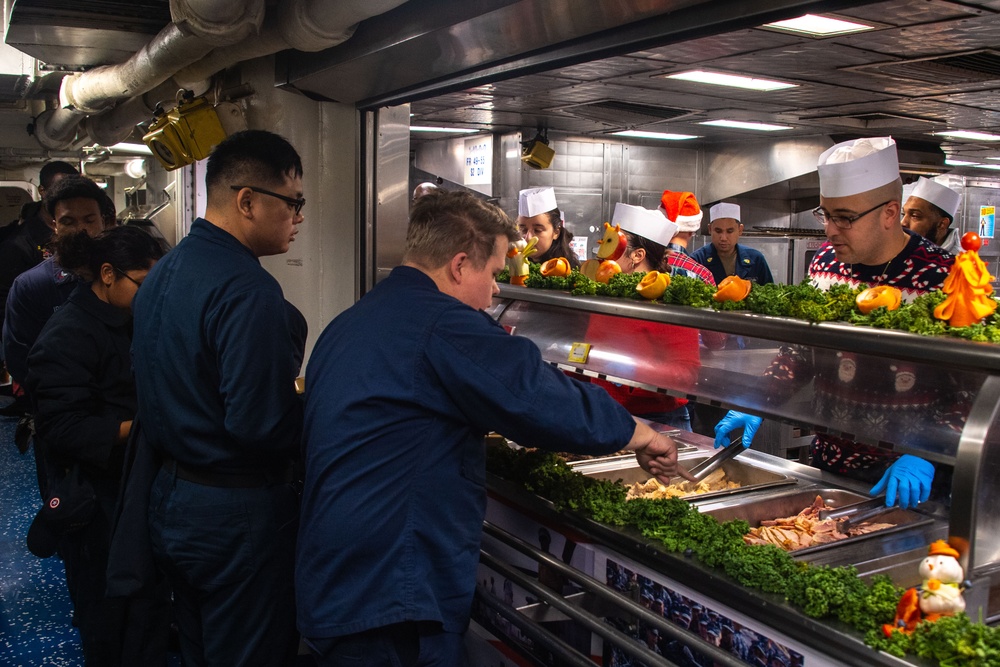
top-left (132, 130), bottom-right (307, 666)
top-left (714, 137), bottom-right (954, 512)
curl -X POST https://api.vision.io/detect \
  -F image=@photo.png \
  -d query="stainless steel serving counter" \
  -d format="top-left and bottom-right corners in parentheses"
top-left (475, 284), bottom-right (1000, 666)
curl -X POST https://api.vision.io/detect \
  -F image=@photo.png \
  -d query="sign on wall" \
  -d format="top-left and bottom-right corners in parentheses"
top-left (464, 136), bottom-right (493, 186)
top-left (980, 205), bottom-right (995, 239)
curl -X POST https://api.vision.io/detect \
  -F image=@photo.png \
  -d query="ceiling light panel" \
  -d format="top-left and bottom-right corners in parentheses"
top-left (612, 130), bottom-right (699, 141)
top-left (762, 14), bottom-right (875, 37)
top-left (934, 130), bottom-right (1000, 141)
top-left (700, 119), bottom-right (793, 131)
top-left (663, 70), bottom-right (797, 91)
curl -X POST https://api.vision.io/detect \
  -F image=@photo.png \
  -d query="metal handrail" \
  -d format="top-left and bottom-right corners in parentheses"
top-left (472, 590), bottom-right (597, 667)
top-left (483, 520), bottom-right (747, 667)
top-left (480, 550), bottom-right (680, 667)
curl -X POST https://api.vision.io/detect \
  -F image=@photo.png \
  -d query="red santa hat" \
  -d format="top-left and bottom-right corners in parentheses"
top-left (659, 190), bottom-right (703, 232)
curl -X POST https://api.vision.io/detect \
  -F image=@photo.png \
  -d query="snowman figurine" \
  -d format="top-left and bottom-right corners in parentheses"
top-left (918, 539), bottom-right (966, 619)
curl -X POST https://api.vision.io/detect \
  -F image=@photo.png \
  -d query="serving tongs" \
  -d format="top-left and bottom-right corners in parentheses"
top-left (817, 495), bottom-right (893, 530)
top-left (671, 438), bottom-right (744, 488)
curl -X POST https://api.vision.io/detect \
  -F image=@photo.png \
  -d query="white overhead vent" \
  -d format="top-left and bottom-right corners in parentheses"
top-left (553, 100), bottom-right (696, 127)
top-left (848, 49), bottom-right (1000, 85)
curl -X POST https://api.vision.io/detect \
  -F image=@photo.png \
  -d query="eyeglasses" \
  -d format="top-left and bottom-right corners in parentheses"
top-left (230, 185), bottom-right (305, 215)
top-left (113, 266), bottom-right (142, 288)
top-left (812, 200), bottom-right (893, 230)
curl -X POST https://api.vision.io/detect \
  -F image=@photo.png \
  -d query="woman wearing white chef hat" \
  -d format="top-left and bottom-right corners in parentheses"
top-left (902, 177), bottom-right (962, 255)
top-left (516, 187), bottom-right (580, 269)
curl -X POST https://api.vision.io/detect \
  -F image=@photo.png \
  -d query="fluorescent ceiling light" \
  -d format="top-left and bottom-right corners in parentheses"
top-left (664, 70), bottom-right (796, 91)
top-left (973, 164), bottom-right (1000, 170)
top-left (945, 159), bottom-right (980, 166)
top-left (110, 142), bottom-right (153, 155)
top-left (763, 14), bottom-right (874, 36)
top-left (700, 119), bottom-right (793, 132)
top-left (410, 125), bottom-right (478, 134)
top-left (934, 130), bottom-right (1000, 141)
top-left (612, 130), bottom-right (699, 141)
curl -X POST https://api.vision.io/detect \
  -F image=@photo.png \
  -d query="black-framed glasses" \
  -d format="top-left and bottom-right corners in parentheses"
top-left (113, 266), bottom-right (142, 288)
top-left (231, 185), bottom-right (305, 215)
top-left (812, 200), bottom-right (893, 230)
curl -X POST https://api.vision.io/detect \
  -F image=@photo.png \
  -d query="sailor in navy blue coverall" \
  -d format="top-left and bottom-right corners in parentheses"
top-left (132, 131), bottom-right (307, 667)
top-left (297, 191), bottom-right (692, 667)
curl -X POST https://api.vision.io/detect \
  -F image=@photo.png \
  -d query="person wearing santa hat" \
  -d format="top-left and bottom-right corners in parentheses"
top-left (901, 177), bottom-right (962, 255)
top-left (714, 137), bottom-right (954, 510)
top-left (582, 203), bottom-right (703, 430)
top-left (515, 186), bottom-right (580, 269)
top-left (657, 190), bottom-right (716, 285)
top-left (691, 203), bottom-right (774, 286)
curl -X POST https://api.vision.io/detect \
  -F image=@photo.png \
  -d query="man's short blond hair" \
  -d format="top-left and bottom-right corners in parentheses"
top-left (404, 191), bottom-right (519, 269)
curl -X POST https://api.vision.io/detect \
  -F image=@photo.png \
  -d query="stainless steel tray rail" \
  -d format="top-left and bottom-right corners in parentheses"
top-left (472, 590), bottom-right (596, 667)
top-left (480, 520), bottom-right (748, 667)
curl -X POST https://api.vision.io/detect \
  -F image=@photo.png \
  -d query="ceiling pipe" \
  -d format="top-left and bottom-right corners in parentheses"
top-left (32, 0), bottom-right (410, 151)
top-left (173, 0), bottom-right (410, 90)
top-left (32, 0), bottom-right (264, 149)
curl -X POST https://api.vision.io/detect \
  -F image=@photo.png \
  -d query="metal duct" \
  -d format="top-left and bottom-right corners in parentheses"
top-left (173, 0), bottom-right (410, 91)
top-left (32, 0), bottom-right (264, 148)
top-left (700, 137), bottom-right (834, 205)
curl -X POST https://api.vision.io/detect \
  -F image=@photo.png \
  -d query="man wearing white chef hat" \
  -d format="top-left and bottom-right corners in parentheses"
top-left (715, 137), bottom-right (954, 512)
top-left (691, 203), bottom-right (774, 286)
top-left (516, 186), bottom-right (580, 268)
top-left (902, 177), bottom-right (962, 255)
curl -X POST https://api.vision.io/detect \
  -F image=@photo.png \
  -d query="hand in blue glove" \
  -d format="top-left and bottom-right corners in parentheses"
top-left (870, 454), bottom-right (934, 509)
top-left (713, 411), bottom-right (761, 449)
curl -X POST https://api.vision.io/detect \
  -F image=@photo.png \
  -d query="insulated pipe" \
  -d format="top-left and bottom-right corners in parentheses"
top-left (33, 0), bottom-right (263, 150)
top-left (173, 0), bottom-right (410, 90)
top-left (83, 77), bottom-right (210, 147)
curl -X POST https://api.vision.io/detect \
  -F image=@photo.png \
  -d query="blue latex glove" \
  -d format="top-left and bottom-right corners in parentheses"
top-left (713, 411), bottom-right (761, 449)
top-left (870, 454), bottom-right (934, 509)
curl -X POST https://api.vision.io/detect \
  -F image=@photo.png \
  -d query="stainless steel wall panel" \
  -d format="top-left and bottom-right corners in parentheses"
top-left (373, 104), bottom-right (411, 284)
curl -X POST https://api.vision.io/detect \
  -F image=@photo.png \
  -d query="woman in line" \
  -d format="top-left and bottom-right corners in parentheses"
top-left (26, 225), bottom-right (168, 666)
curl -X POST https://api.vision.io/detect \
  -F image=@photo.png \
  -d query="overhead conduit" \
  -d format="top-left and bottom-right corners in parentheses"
top-left (32, 0), bottom-right (410, 151)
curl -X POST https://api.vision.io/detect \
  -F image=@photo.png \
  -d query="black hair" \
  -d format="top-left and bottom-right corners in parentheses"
top-left (524, 209), bottom-right (580, 269)
top-left (623, 230), bottom-right (667, 270)
top-left (55, 225), bottom-right (165, 282)
top-left (927, 201), bottom-right (953, 225)
top-left (205, 130), bottom-right (303, 196)
top-left (39, 161), bottom-right (79, 190)
top-left (98, 190), bottom-right (117, 227)
top-left (43, 175), bottom-right (106, 218)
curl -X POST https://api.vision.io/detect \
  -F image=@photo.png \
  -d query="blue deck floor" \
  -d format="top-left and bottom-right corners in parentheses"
top-left (0, 400), bottom-right (84, 666)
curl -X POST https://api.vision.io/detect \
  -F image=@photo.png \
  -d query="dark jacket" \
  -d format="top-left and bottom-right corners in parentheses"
top-left (26, 283), bottom-right (133, 483)
top-left (0, 203), bottom-right (52, 346)
top-left (690, 243), bottom-right (775, 286)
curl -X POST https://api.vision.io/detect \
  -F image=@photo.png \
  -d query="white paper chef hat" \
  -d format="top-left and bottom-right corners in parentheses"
top-left (518, 187), bottom-right (558, 217)
top-left (817, 137), bottom-right (899, 198)
top-left (910, 177), bottom-right (961, 219)
top-left (613, 203), bottom-right (679, 247)
top-left (709, 203), bottom-right (741, 223)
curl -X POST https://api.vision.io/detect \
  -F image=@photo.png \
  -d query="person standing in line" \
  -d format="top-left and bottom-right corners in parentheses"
top-left (901, 177), bottom-right (962, 255)
top-left (0, 160), bottom-right (80, 412)
top-left (657, 189), bottom-right (716, 286)
top-left (132, 129), bottom-right (307, 667)
top-left (26, 225), bottom-right (167, 666)
top-left (297, 191), bottom-right (691, 667)
top-left (691, 203), bottom-right (774, 286)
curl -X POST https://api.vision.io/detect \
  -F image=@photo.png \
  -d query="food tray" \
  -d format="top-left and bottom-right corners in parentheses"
top-left (701, 488), bottom-right (933, 556)
top-left (571, 455), bottom-right (796, 502)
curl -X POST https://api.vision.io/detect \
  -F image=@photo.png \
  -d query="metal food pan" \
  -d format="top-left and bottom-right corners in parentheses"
top-left (573, 455), bottom-right (796, 501)
top-left (701, 488), bottom-right (932, 556)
